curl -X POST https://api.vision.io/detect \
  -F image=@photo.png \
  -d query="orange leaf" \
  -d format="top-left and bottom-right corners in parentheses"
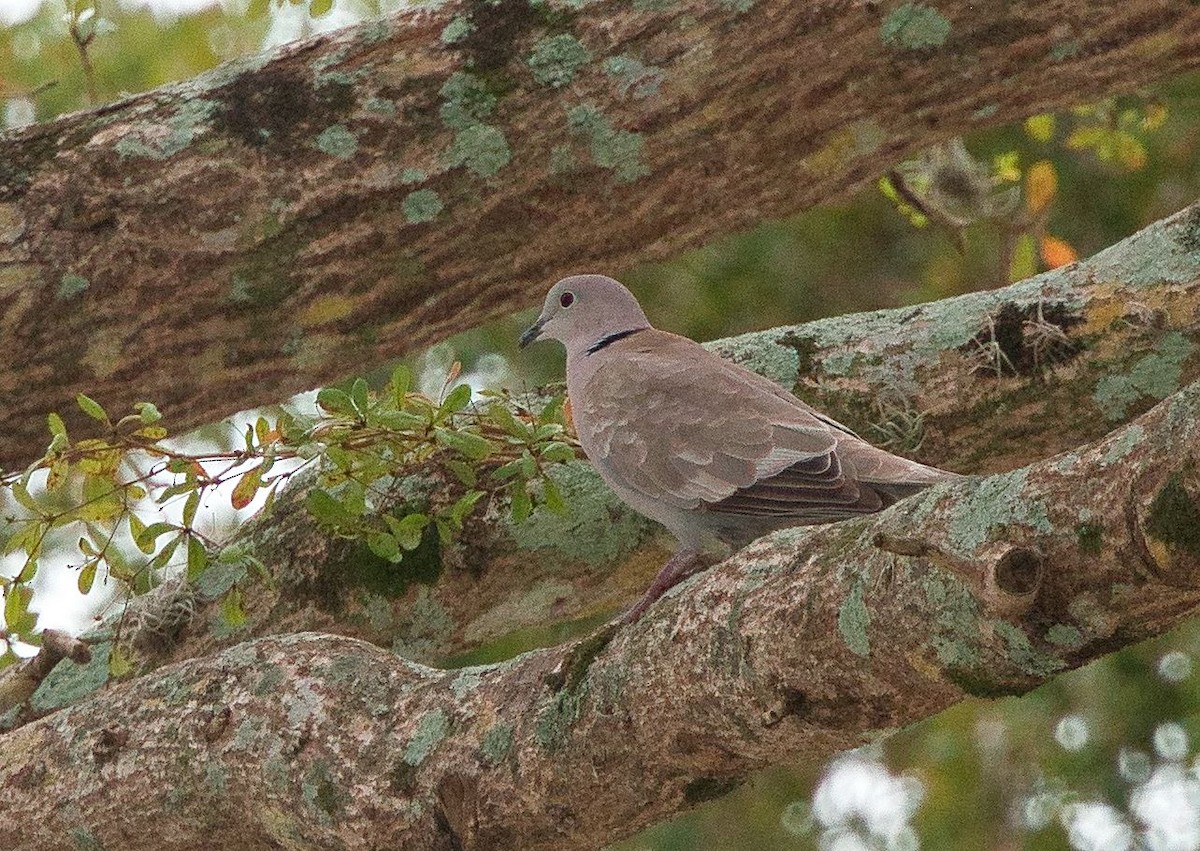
top-left (230, 464), bottom-right (263, 510)
top-left (1025, 160), bottom-right (1057, 215)
top-left (1040, 235), bottom-right (1078, 269)
top-left (563, 397), bottom-right (574, 433)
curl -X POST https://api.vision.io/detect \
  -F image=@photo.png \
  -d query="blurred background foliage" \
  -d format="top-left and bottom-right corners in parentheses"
top-left (4, 2), bottom-right (1200, 849)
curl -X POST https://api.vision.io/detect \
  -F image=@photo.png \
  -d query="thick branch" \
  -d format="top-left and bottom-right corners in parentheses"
top-left (2, 0), bottom-right (1199, 466)
top-left (59, 199), bottom-right (1197, 682)
top-left (2, 381), bottom-right (1198, 850)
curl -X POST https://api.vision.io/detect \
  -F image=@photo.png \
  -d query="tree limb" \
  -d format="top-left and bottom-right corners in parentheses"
top-left (2, 378), bottom-right (1198, 850)
top-left (49, 199), bottom-right (1194, 682)
top-left (1, 0), bottom-right (1199, 467)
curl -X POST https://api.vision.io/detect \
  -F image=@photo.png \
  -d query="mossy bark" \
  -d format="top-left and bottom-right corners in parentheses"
top-left (2, 0), bottom-right (1199, 467)
top-left (1, 381), bottom-right (1198, 851)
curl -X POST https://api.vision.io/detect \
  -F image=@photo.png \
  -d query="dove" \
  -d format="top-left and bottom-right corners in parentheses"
top-left (519, 274), bottom-right (959, 623)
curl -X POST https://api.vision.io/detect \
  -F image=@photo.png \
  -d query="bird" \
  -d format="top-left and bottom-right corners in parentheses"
top-left (519, 274), bottom-right (960, 624)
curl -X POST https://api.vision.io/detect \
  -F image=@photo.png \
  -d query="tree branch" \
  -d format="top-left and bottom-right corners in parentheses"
top-left (2, 379), bottom-right (1198, 850)
top-left (1, 0), bottom-right (1199, 467)
top-left (42, 199), bottom-right (1192, 685)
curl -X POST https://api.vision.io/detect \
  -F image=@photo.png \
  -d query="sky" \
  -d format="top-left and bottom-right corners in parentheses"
top-left (1, 0), bottom-right (228, 26)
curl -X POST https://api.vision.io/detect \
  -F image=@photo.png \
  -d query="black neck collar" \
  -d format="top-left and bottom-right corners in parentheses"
top-left (586, 327), bottom-right (646, 355)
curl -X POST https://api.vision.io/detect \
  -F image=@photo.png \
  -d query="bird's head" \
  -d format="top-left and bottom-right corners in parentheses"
top-left (518, 274), bottom-right (651, 355)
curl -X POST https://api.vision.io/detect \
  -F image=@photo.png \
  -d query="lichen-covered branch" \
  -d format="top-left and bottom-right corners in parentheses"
top-left (2, 0), bottom-right (1199, 467)
top-left (2, 380), bottom-right (1198, 851)
top-left (54, 199), bottom-right (1195, 687)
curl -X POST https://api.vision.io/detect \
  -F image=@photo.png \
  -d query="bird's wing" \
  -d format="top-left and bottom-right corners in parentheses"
top-left (577, 331), bottom-right (894, 517)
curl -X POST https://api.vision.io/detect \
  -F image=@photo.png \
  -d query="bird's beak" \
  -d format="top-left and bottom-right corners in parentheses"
top-left (518, 316), bottom-right (546, 349)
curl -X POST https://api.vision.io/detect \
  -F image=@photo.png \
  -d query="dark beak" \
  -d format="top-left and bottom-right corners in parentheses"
top-left (518, 317), bottom-right (546, 349)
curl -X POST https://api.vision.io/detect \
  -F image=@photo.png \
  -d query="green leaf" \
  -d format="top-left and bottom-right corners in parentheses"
top-left (449, 490), bottom-right (484, 524)
top-left (3, 584), bottom-right (35, 634)
top-left (136, 521), bottom-right (176, 553)
top-left (384, 513), bottom-right (428, 550)
top-left (491, 459), bottom-right (525, 481)
top-left (183, 491), bottom-right (200, 528)
top-left (435, 428), bottom-right (494, 461)
top-left (76, 393), bottom-right (108, 422)
top-left (187, 536), bottom-right (208, 579)
top-left (310, 0), bottom-right (333, 15)
top-left (391, 365), bottom-right (412, 405)
top-left (149, 534), bottom-right (182, 571)
top-left (231, 463), bottom-right (264, 510)
top-left (47, 412), bottom-right (67, 439)
top-left (107, 644), bottom-right (133, 678)
top-left (350, 377), bottom-right (370, 416)
top-left (255, 416), bottom-right (271, 444)
top-left (305, 489), bottom-right (354, 529)
top-left (135, 401), bottom-right (162, 424)
top-left (537, 394), bottom-right (566, 426)
top-left (11, 481), bottom-right (41, 514)
top-left (77, 560), bottom-right (98, 594)
top-left (534, 424), bottom-right (564, 440)
top-left (445, 460), bottom-right (477, 488)
top-left (127, 513), bottom-right (147, 551)
top-left (220, 587), bottom-right (248, 629)
top-left (541, 477), bottom-right (566, 514)
top-left (539, 442), bottom-right (576, 463)
top-left (367, 531), bottom-right (402, 563)
top-left (509, 482), bottom-right (532, 524)
top-left (316, 387), bottom-right (355, 416)
top-left (439, 384), bottom-right (472, 416)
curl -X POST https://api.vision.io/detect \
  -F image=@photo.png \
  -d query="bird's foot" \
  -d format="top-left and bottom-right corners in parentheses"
top-left (544, 550), bottom-right (705, 693)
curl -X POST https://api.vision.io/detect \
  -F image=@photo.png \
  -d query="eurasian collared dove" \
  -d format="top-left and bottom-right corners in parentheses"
top-left (520, 274), bottom-right (959, 623)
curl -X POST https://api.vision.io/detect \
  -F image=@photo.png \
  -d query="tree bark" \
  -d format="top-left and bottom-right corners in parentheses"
top-left (32, 199), bottom-right (1191, 685)
top-left (1, 0), bottom-right (1199, 467)
top-left (2, 378), bottom-right (1198, 851)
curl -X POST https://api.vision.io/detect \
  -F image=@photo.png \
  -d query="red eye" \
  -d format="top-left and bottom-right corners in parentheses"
top-left (559, 291), bottom-right (575, 308)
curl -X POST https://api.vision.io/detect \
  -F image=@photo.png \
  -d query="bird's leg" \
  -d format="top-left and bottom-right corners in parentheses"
top-left (618, 548), bottom-right (704, 625)
top-left (545, 549), bottom-right (705, 693)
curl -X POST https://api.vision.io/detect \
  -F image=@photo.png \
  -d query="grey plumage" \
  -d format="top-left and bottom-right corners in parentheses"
top-left (521, 274), bottom-right (959, 621)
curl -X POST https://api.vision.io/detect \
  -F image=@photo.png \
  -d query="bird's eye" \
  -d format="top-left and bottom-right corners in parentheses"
top-left (559, 291), bottom-right (575, 308)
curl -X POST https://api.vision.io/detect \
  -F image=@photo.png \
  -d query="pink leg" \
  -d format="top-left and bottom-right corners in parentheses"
top-left (619, 548), bottom-right (704, 625)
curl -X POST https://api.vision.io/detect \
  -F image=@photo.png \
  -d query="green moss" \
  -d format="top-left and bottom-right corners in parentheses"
top-left (443, 124), bottom-right (511, 178)
top-left (302, 760), bottom-right (344, 818)
top-left (528, 34), bottom-right (591, 87)
top-left (945, 467), bottom-right (1051, 553)
top-left (837, 581), bottom-right (871, 657)
top-left (1046, 624), bottom-right (1084, 649)
top-left (534, 690), bottom-right (582, 752)
top-left (401, 168), bottom-right (427, 184)
top-left (565, 103), bottom-right (649, 183)
top-left (439, 71), bottom-right (497, 130)
top-left (392, 587), bottom-right (454, 661)
top-left (1049, 40), bottom-right (1081, 61)
top-left (1102, 425), bottom-right (1144, 464)
top-left (69, 828), bottom-right (106, 851)
top-left (924, 571), bottom-right (982, 668)
top-left (404, 709), bottom-right (451, 765)
top-left (508, 461), bottom-right (652, 563)
top-left (441, 15), bottom-right (475, 44)
top-left (1076, 522), bottom-right (1104, 555)
top-left (602, 55), bottom-right (664, 99)
top-left (403, 189), bottom-right (443, 224)
top-left (315, 124), bottom-right (358, 158)
top-left (945, 667), bottom-right (1025, 699)
top-left (994, 621), bottom-right (1066, 677)
top-left (30, 641), bottom-right (111, 712)
top-left (1146, 472), bottom-right (1200, 557)
top-left (881, 2), bottom-right (951, 50)
top-left (480, 721), bottom-right (513, 765)
top-left (1093, 332), bottom-right (1195, 421)
top-left (58, 273), bottom-right (89, 300)
top-left (450, 667), bottom-right (484, 699)
top-left (115, 99), bottom-right (219, 160)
